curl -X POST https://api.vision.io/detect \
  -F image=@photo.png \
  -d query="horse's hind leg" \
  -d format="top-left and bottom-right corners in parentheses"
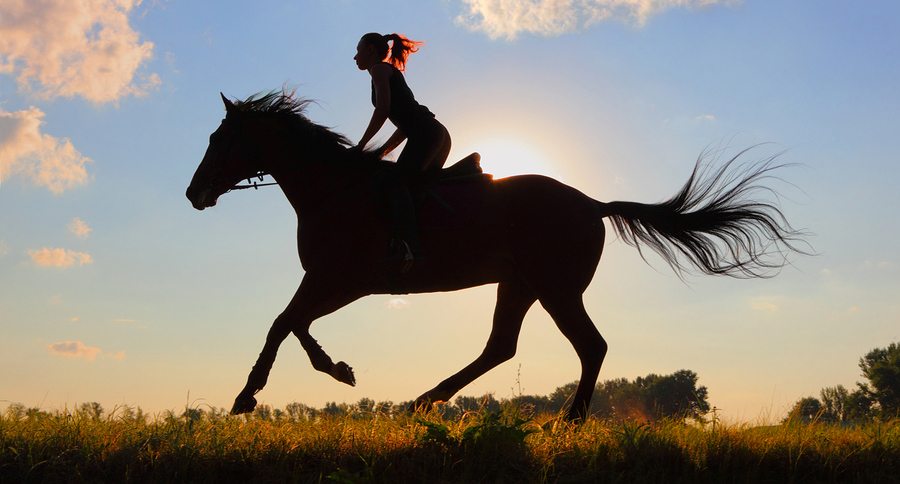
top-left (413, 280), bottom-right (536, 409)
top-left (231, 275), bottom-right (362, 414)
top-left (540, 293), bottom-right (607, 421)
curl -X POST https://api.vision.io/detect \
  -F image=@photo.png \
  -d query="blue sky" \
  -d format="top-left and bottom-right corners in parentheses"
top-left (1, 0), bottom-right (898, 422)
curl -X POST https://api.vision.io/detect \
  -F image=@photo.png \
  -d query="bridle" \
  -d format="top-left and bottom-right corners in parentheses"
top-left (229, 172), bottom-right (279, 191)
top-left (208, 115), bottom-right (281, 193)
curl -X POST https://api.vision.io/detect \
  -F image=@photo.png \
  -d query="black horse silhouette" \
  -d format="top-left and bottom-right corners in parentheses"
top-left (186, 92), bottom-right (807, 420)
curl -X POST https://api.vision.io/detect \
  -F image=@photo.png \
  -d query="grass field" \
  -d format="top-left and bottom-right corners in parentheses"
top-left (2, 406), bottom-right (898, 483)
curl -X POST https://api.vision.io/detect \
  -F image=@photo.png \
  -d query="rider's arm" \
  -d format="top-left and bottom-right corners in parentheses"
top-left (377, 128), bottom-right (407, 158)
top-left (357, 64), bottom-right (392, 149)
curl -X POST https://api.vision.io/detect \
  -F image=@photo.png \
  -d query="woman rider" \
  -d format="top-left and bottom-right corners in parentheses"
top-left (354, 32), bottom-right (451, 273)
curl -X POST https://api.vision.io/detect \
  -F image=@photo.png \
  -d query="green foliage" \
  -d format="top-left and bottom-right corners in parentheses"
top-left (859, 341), bottom-right (900, 418)
top-left (786, 341), bottom-right (900, 424)
top-left (784, 397), bottom-right (824, 424)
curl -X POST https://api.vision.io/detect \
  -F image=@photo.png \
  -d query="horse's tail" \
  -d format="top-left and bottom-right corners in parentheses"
top-left (597, 148), bottom-right (811, 278)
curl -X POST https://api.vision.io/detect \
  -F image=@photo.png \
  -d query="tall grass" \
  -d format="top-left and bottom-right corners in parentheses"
top-left (1, 405), bottom-right (898, 483)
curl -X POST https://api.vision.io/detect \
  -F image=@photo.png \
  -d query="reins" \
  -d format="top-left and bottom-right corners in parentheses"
top-left (229, 172), bottom-right (279, 191)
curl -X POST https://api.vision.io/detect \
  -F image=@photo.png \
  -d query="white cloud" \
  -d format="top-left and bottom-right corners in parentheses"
top-left (0, 240), bottom-right (8, 257)
top-left (69, 217), bottom-right (92, 238)
top-left (28, 247), bottom-right (93, 268)
top-left (385, 298), bottom-right (411, 310)
top-left (695, 113), bottom-right (717, 122)
top-left (47, 340), bottom-right (102, 361)
top-left (0, 107), bottom-right (91, 194)
top-left (456, 0), bottom-right (732, 40)
top-left (0, 0), bottom-right (158, 103)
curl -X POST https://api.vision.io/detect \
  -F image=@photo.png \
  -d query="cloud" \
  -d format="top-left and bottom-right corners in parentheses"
top-left (108, 351), bottom-right (126, 361)
top-left (0, 239), bottom-right (8, 257)
top-left (695, 113), bottom-right (717, 122)
top-left (69, 217), bottom-right (92, 238)
top-left (0, 107), bottom-right (91, 194)
top-left (750, 298), bottom-right (779, 313)
top-left (0, 0), bottom-right (158, 103)
top-left (456, 0), bottom-right (732, 40)
top-left (28, 247), bottom-right (93, 268)
top-left (385, 298), bottom-right (411, 310)
top-left (47, 340), bottom-right (102, 361)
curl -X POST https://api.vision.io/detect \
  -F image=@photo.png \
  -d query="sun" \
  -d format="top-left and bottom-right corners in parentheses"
top-left (474, 138), bottom-right (559, 179)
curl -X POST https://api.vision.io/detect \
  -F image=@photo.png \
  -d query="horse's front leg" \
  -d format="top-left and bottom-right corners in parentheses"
top-left (231, 274), bottom-right (363, 414)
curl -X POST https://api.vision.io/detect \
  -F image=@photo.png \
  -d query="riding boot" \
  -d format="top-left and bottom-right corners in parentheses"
top-left (386, 177), bottom-right (420, 273)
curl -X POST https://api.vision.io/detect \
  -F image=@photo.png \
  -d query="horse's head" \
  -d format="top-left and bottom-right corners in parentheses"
top-left (186, 93), bottom-right (269, 210)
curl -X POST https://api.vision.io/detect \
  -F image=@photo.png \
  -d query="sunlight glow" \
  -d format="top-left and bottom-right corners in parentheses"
top-left (475, 138), bottom-right (560, 179)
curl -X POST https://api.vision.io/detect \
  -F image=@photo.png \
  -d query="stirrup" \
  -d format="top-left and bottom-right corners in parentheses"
top-left (389, 239), bottom-right (415, 274)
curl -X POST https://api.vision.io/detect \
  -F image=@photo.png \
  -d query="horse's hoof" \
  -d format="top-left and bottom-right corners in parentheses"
top-left (331, 361), bottom-right (356, 386)
top-left (231, 394), bottom-right (257, 415)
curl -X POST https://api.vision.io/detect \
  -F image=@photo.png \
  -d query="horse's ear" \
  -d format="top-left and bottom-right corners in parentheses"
top-left (220, 92), bottom-right (235, 113)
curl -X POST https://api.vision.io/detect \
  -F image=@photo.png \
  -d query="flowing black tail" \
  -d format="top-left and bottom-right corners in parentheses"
top-left (599, 148), bottom-right (811, 278)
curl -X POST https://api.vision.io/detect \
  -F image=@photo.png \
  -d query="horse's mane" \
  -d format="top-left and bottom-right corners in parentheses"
top-left (230, 91), bottom-right (354, 152)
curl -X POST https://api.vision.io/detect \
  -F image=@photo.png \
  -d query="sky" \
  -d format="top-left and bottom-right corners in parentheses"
top-left (1, 0), bottom-right (898, 423)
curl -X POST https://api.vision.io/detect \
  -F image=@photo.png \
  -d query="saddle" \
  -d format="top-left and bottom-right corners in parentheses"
top-left (416, 152), bottom-right (495, 230)
top-left (437, 152), bottom-right (488, 181)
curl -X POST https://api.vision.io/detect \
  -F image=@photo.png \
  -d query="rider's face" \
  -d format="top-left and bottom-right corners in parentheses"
top-left (354, 41), bottom-right (378, 70)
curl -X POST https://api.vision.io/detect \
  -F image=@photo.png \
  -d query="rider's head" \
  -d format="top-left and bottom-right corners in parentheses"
top-left (355, 33), bottom-right (422, 72)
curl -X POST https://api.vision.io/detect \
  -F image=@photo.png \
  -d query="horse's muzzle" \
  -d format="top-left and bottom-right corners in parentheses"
top-left (186, 185), bottom-right (217, 210)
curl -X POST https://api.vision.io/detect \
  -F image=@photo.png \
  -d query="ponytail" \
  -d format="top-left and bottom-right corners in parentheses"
top-left (385, 33), bottom-right (422, 72)
top-left (360, 32), bottom-right (422, 72)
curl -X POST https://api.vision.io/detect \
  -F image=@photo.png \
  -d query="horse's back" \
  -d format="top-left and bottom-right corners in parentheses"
top-left (493, 174), bottom-right (607, 292)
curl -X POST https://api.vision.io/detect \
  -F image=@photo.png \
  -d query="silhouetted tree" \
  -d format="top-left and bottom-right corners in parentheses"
top-left (182, 407), bottom-right (203, 423)
top-left (784, 397), bottom-right (823, 424)
top-left (859, 341), bottom-right (900, 418)
top-left (355, 398), bottom-right (375, 415)
top-left (509, 395), bottom-right (552, 416)
top-left (5, 403), bottom-right (25, 420)
top-left (547, 382), bottom-right (579, 413)
top-left (453, 394), bottom-right (500, 414)
top-left (596, 377), bottom-right (646, 419)
top-left (844, 386), bottom-right (874, 422)
top-left (639, 370), bottom-right (710, 420)
top-left (78, 402), bottom-right (103, 420)
top-left (819, 385), bottom-right (849, 423)
top-left (252, 404), bottom-right (273, 421)
top-left (285, 402), bottom-right (315, 421)
top-left (375, 401), bottom-right (394, 414)
top-left (322, 401), bottom-right (349, 416)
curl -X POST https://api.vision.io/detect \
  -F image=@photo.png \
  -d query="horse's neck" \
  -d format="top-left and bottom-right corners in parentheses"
top-left (269, 153), bottom-right (364, 218)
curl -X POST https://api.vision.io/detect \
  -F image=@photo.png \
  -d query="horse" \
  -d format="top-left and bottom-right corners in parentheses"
top-left (186, 91), bottom-right (807, 421)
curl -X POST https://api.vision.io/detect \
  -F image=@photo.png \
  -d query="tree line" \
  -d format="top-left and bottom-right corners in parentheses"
top-left (5, 369), bottom-right (710, 423)
top-left (785, 341), bottom-right (900, 424)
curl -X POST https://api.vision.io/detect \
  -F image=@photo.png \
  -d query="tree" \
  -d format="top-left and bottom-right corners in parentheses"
top-left (548, 370), bottom-right (710, 421)
top-left (78, 402), bottom-right (103, 420)
top-left (784, 397), bottom-right (823, 424)
top-left (639, 370), bottom-right (711, 421)
top-left (819, 385), bottom-right (849, 423)
top-left (547, 382), bottom-right (579, 414)
top-left (252, 404), bottom-right (273, 421)
top-left (844, 386), bottom-right (874, 422)
top-left (859, 341), bottom-right (900, 418)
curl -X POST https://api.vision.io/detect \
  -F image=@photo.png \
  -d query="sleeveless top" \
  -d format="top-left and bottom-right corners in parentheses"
top-left (371, 64), bottom-right (435, 135)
